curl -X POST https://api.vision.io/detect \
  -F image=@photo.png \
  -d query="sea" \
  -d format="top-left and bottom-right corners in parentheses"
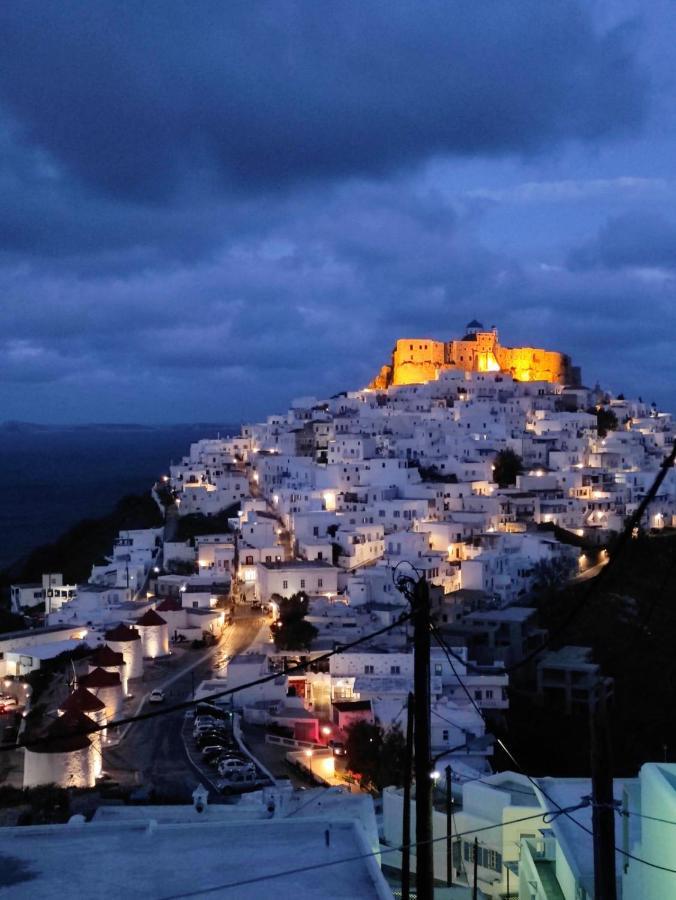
top-left (0, 423), bottom-right (237, 571)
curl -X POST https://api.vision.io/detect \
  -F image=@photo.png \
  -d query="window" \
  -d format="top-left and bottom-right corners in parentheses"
top-left (318, 579), bottom-right (323, 588)
top-left (300, 579), bottom-right (305, 589)
top-left (475, 690), bottom-right (482, 701)
top-left (485, 689), bottom-right (493, 700)
top-left (390, 665), bottom-right (400, 675)
top-left (282, 580), bottom-right (288, 590)
top-left (442, 729), bottom-right (449, 741)
top-left (317, 552), bottom-right (323, 561)
top-left (364, 665), bottom-right (374, 674)
top-left (245, 555), bottom-right (254, 565)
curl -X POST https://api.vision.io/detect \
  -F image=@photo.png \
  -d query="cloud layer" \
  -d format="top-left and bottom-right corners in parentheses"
top-left (0, 2), bottom-right (673, 422)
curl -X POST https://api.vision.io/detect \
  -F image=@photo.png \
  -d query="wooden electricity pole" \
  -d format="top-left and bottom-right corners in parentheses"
top-left (591, 688), bottom-right (617, 900)
top-left (445, 763), bottom-right (453, 887)
top-left (413, 576), bottom-right (434, 899)
top-left (402, 692), bottom-right (415, 900)
top-left (472, 837), bottom-right (479, 900)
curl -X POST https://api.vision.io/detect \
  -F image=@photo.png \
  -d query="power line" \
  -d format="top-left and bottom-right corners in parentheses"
top-left (617, 808), bottom-right (676, 827)
top-left (434, 624), bottom-right (676, 876)
top-left (5, 611), bottom-right (413, 754)
top-left (496, 742), bottom-right (676, 876)
top-left (431, 623), bottom-right (486, 724)
top-left (505, 439), bottom-right (676, 674)
top-left (154, 809), bottom-right (567, 900)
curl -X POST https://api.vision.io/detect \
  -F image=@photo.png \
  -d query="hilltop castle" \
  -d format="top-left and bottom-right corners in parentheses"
top-left (368, 321), bottom-right (581, 389)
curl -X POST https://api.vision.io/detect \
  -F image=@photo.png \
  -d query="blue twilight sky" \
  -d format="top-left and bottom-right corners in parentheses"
top-left (1, 0), bottom-right (675, 424)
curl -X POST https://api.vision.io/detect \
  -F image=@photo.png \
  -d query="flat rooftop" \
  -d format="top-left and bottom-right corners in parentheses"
top-left (0, 818), bottom-right (392, 899)
top-left (260, 560), bottom-right (336, 570)
top-left (0, 623), bottom-right (84, 643)
top-left (466, 607), bottom-right (536, 623)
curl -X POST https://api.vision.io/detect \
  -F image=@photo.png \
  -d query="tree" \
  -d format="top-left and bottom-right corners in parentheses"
top-left (493, 449), bottom-right (523, 488)
top-left (530, 556), bottom-right (578, 600)
top-left (594, 407), bottom-right (619, 438)
top-left (345, 720), bottom-right (407, 790)
top-left (345, 721), bottom-right (382, 788)
top-left (271, 591), bottom-right (318, 651)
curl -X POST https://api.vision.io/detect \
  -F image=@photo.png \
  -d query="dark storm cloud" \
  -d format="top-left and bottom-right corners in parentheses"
top-left (2, 180), bottom-right (672, 417)
top-left (0, 1), bottom-right (647, 200)
top-left (568, 211), bottom-right (676, 271)
top-left (0, 2), bottom-right (671, 423)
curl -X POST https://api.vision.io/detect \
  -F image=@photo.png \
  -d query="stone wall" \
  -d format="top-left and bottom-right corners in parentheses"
top-left (368, 330), bottom-right (579, 388)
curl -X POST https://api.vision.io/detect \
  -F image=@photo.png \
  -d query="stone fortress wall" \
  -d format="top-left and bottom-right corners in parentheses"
top-left (368, 322), bottom-right (580, 389)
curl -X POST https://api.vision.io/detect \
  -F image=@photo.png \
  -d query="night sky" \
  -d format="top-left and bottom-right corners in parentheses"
top-left (1, 1), bottom-right (674, 423)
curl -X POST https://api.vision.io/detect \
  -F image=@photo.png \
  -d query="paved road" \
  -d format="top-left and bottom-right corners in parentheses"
top-left (103, 610), bottom-right (264, 798)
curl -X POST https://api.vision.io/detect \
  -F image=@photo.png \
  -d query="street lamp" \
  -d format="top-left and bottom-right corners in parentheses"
top-left (321, 726), bottom-right (332, 738)
top-left (305, 749), bottom-right (314, 779)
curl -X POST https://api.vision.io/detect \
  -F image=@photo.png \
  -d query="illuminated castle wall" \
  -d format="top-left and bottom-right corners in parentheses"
top-left (368, 322), bottom-right (580, 389)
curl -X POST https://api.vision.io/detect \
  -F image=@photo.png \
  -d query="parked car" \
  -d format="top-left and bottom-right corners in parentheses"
top-left (196, 703), bottom-right (230, 720)
top-left (218, 768), bottom-right (257, 790)
top-left (217, 758), bottom-right (253, 776)
top-left (149, 690), bottom-right (165, 704)
top-left (193, 717), bottom-right (220, 732)
top-left (193, 723), bottom-right (218, 734)
top-left (195, 725), bottom-right (229, 739)
top-left (195, 731), bottom-right (230, 747)
top-left (200, 744), bottom-right (226, 757)
top-left (203, 748), bottom-right (228, 765)
top-left (328, 739), bottom-right (346, 756)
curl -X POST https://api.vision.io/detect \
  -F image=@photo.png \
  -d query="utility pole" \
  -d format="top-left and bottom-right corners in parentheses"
top-left (591, 686), bottom-right (617, 900)
top-left (402, 692), bottom-right (414, 900)
top-left (445, 763), bottom-right (453, 887)
top-left (413, 576), bottom-right (433, 899)
top-left (472, 837), bottom-right (479, 900)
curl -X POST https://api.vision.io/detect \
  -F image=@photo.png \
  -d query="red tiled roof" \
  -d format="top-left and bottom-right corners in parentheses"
top-left (60, 686), bottom-right (106, 714)
top-left (89, 644), bottom-right (125, 667)
top-left (136, 609), bottom-right (167, 627)
top-left (104, 623), bottom-right (141, 642)
top-left (79, 667), bottom-right (121, 689)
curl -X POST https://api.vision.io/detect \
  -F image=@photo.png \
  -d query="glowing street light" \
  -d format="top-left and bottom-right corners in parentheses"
top-left (305, 748), bottom-right (314, 778)
top-left (321, 726), bottom-right (332, 737)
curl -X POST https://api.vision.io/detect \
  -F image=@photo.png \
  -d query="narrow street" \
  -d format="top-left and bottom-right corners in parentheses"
top-left (103, 610), bottom-right (264, 797)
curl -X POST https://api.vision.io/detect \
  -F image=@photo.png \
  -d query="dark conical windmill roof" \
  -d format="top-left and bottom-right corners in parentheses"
top-left (105, 623), bottom-right (141, 642)
top-left (26, 708), bottom-right (97, 754)
top-left (466, 319), bottom-right (484, 329)
top-left (90, 644), bottom-right (125, 667)
top-left (50, 709), bottom-right (99, 737)
top-left (136, 609), bottom-right (167, 627)
top-left (79, 667), bottom-right (121, 689)
top-left (60, 686), bottom-right (106, 714)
